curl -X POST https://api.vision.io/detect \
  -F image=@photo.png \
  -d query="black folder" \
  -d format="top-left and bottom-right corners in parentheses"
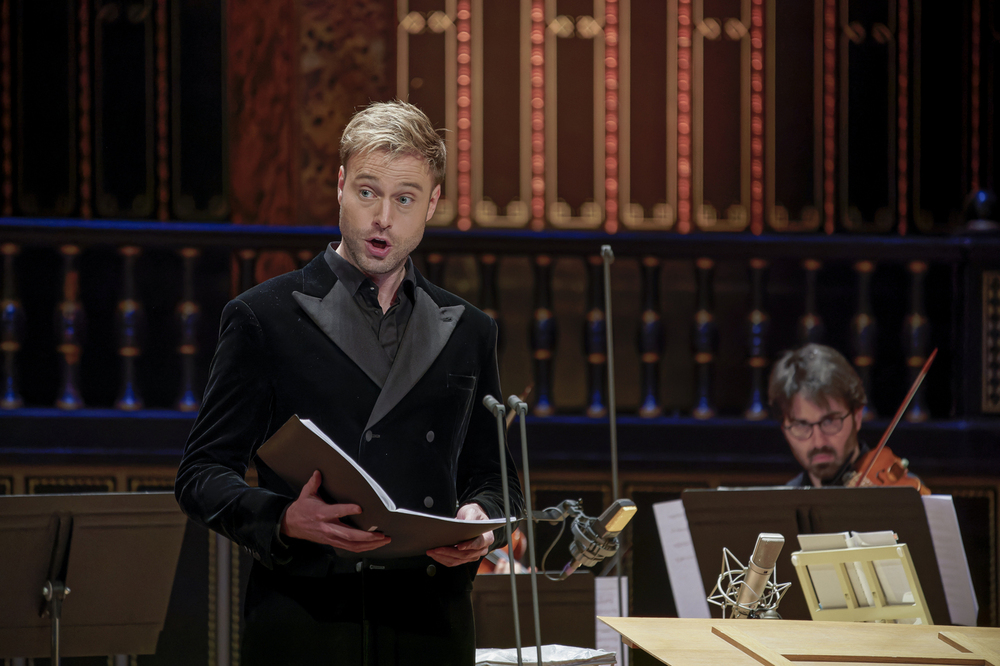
top-left (256, 415), bottom-right (508, 558)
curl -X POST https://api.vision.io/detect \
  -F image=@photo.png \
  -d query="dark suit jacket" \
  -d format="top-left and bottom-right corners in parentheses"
top-left (175, 250), bottom-right (521, 585)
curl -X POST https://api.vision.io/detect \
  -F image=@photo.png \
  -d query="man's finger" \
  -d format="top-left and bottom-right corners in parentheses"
top-left (300, 470), bottom-right (323, 499)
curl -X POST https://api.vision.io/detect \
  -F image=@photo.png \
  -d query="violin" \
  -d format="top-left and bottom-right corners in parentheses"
top-left (844, 349), bottom-right (936, 495)
top-left (478, 527), bottom-right (527, 574)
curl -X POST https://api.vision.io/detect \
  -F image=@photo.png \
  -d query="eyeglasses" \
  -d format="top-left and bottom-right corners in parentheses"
top-left (783, 413), bottom-right (850, 440)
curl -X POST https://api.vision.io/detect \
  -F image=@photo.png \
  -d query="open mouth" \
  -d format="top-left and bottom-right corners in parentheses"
top-left (370, 238), bottom-right (388, 250)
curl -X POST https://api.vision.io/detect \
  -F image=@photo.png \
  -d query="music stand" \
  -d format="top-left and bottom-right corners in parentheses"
top-left (791, 542), bottom-right (933, 624)
top-left (680, 487), bottom-right (950, 623)
top-left (0, 492), bottom-right (187, 662)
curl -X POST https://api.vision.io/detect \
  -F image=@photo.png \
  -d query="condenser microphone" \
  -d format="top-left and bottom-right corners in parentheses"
top-left (558, 499), bottom-right (637, 580)
top-left (733, 533), bottom-right (784, 618)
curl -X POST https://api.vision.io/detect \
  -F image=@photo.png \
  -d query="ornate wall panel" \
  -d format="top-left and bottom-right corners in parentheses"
top-left (172, 0), bottom-right (229, 220)
top-left (470, 0), bottom-right (530, 228)
top-left (765, 0), bottom-right (822, 232)
top-left (619, 0), bottom-right (675, 230)
top-left (398, 0), bottom-right (458, 227)
top-left (94, 0), bottom-right (155, 219)
top-left (546, 0), bottom-right (605, 229)
top-left (228, 0), bottom-right (297, 225)
top-left (839, 0), bottom-right (895, 233)
top-left (909, 0), bottom-right (964, 232)
top-left (297, 0), bottom-right (395, 227)
top-left (14, 0), bottom-right (77, 217)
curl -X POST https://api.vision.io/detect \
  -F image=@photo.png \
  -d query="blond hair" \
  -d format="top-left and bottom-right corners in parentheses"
top-left (339, 101), bottom-right (446, 184)
top-left (768, 343), bottom-right (867, 419)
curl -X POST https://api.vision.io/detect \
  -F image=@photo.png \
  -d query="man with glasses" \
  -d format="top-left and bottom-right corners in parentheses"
top-left (768, 343), bottom-right (868, 487)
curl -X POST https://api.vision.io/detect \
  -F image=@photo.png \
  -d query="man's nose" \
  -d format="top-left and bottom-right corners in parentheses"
top-left (373, 200), bottom-right (393, 228)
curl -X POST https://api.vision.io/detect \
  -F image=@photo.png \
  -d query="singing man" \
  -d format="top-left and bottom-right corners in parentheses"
top-left (175, 100), bottom-right (522, 665)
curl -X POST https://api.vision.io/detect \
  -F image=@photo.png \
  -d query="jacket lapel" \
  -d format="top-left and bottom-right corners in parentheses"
top-left (292, 281), bottom-right (392, 388)
top-left (363, 286), bottom-right (464, 431)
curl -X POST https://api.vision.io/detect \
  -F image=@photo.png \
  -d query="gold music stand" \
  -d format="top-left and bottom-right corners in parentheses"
top-left (790, 542), bottom-right (932, 624)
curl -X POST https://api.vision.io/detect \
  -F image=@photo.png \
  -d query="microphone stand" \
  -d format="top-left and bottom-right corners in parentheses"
top-left (600, 245), bottom-right (627, 664)
top-left (483, 395), bottom-right (523, 666)
top-left (507, 395), bottom-right (544, 666)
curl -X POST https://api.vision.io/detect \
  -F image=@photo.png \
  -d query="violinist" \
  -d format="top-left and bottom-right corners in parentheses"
top-left (768, 344), bottom-right (871, 488)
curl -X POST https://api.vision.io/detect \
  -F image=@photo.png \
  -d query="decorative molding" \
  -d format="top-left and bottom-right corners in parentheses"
top-left (985, 271), bottom-right (1000, 414)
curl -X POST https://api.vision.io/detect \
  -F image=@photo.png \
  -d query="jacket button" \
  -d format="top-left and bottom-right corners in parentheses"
top-left (424, 496), bottom-right (434, 508)
top-left (365, 430), bottom-right (373, 442)
top-left (426, 430), bottom-right (435, 443)
top-left (426, 565), bottom-right (436, 577)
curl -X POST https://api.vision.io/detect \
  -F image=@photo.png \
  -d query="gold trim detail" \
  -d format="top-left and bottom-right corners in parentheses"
top-left (207, 529), bottom-right (217, 666)
top-left (469, 0), bottom-right (531, 228)
top-left (27, 476), bottom-right (116, 494)
top-left (545, 0), bottom-right (605, 230)
top-left (984, 271), bottom-right (1000, 414)
top-left (398, 2), bottom-right (459, 227)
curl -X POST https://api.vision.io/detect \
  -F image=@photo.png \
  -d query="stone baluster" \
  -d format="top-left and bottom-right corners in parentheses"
top-left (478, 254), bottom-right (502, 350)
top-left (176, 248), bottom-right (201, 412)
top-left (115, 246), bottom-right (144, 410)
top-left (237, 249), bottom-right (257, 294)
top-left (797, 259), bottom-right (825, 344)
top-left (56, 245), bottom-right (85, 409)
top-left (584, 255), bottom-right (607, 418)
top-left (638, 256), bottom-right (663, 418)
top-left (425, 252), bottom-right (445, 287)
top-left (851, 260), bottom-right (877, 420)
top-left (745, 258), bottom-right (770, 420)
top-left (692, 258), bottom-right (717, 419)
top-left (1, 243), bottom-right (24, 408)
top-left (530, 255), bottom-right (555, 416)
top-left (904, 261), bottom-right (931, 422)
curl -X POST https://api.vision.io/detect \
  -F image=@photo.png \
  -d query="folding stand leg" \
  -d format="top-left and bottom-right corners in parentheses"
top-left (43, 579), bottom-right (69, 666)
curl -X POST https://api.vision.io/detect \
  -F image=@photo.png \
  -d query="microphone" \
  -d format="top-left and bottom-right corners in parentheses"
top-left (482, 395), bottom-right (505, 418)
top-left (733, 533), bottom-right (784, 618)
top-left (558, 499), bottom-right (636, 580)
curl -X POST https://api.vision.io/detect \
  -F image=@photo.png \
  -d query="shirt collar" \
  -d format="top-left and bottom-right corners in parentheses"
top-left (324, 243), bottom-right (416, 303)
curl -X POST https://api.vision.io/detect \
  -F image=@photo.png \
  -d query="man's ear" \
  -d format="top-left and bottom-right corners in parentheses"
top-left (425, 184), bottom-right (442, 222)
top-left (337, 166), bottom-right (346, 205)
top-left (852, 406), bottom-right (865, 430)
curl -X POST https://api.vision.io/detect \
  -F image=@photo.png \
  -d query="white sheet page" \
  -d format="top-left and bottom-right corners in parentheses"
top-left (653, 499), bottom-right (711, 619)
top-left (923, 494), bottom-right (979, 625)
top-left (594, 575), bottom-right (628, 666)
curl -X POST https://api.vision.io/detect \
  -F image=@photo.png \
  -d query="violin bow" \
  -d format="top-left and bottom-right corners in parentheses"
top-left (855, 347), bottom-right (938, 485)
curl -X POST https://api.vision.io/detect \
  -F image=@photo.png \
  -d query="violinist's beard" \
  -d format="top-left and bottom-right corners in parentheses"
top-left (807, 446), bottom-right (841, 479)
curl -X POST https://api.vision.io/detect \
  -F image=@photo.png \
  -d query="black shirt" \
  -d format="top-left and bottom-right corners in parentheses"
top-left (324, 244), bottom-right (415, 364)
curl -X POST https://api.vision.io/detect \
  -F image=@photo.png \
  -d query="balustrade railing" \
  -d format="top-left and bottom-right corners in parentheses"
top-left (0, 219), bottom-right (997, 437)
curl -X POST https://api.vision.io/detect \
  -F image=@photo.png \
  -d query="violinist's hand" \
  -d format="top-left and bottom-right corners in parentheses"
top-left (426, 503), bottom-right (495, 567)
top-left (281, 470), bottom-right (391, 552)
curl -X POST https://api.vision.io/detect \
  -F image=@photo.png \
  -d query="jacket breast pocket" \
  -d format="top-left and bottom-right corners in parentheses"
top-left (447, 373), bottom-right (478, 447)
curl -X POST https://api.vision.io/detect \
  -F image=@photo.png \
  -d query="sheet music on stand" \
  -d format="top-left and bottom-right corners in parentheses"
top-left (796, 530), bottom-right (918, 619)
top-left (652, 488), bottom-right (977, 625)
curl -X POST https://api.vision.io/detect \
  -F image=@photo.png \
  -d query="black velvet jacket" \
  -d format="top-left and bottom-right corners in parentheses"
top-left (175, 252), bottom-right (522, 576)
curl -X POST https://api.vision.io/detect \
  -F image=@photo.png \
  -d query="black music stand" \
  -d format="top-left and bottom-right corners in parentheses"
top-left (0, 492), bottom-right (187, 662)
top-left (681, 486), bottom-right (950, 624)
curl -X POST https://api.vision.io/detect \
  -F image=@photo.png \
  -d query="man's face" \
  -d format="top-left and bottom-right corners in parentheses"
top-left (337, 149), bottom-right (440, 279)
top-left (782, 393), bottom-right (864, 486)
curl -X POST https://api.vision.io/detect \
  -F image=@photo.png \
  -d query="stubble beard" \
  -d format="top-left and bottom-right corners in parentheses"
top-left (338, 211), bottom-right (425, 280)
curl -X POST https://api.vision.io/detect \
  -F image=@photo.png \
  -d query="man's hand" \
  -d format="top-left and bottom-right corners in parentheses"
top-left (426, 502), bottom-right (496, 567)
top-left (280, 470), bottom-right (390, 552)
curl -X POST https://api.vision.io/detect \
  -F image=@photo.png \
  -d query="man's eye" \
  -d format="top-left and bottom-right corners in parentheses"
top-left (360, 189), bottom-right (374, 198)
top-left (399, 196), bottom-right (413, 205)
top-left (820, 418), bottom-right (834, 427)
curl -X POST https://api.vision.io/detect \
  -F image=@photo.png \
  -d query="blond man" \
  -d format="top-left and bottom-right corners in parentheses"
top-left (177, 101), bottom-right (521, 665)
